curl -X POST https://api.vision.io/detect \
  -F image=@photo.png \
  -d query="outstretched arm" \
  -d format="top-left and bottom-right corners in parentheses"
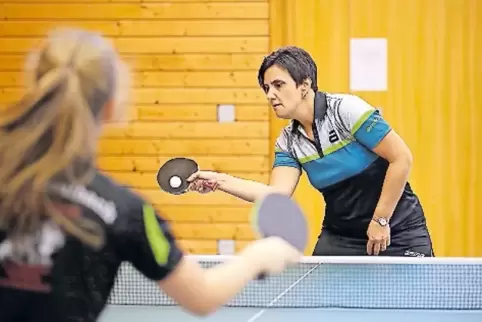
top-left (117, 202), bottom-right (300, 316)
top-left (211, 166), bottom-right (301, 203)
top-left (189, 130), bottom-right (302, 203)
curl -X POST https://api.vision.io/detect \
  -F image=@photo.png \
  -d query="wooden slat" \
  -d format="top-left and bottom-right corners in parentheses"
top-left (176, 240), bottom-right (254, 255)
top-left (139, 189), bottom-right (249, 206)
top-left (97, 155), bottom-right (270, 172)
top-left (0, 3), bottom-right (268, 19)
top-left (102, 122), bottom-right (268, 139)
top-left (172, 223), bottom-right (255, 240)
top-left (178, 240), bottom-right (217, 255)
top-left (0, 54), bottom-right (264, 71)
top-left (125, 54), bottom-right (265, 71)
top-left (122, 38), bottom-right (266, 55)
top-left (2, 0), bottom-right (266, 2)
top-left (116, 38), bottom-right (267, 54)
top-left (0, 20), bottom-right (268, 37)
top-left (0, 88), bottom-right (267, 104)
top-left (0, 72), bottom-right (23, 87)
top-left (0, 37), bottom-right (268, 54)
top-left (0, 71), bottom-right (259, 88)
top-left (157, 205), bottom-right (251, 223)
top-left (131, 88), bottom-right (266, 104)
top-left (138, 71), bottom-right (258, 88)
top-left (98, 139), bottom-right (269, 156)
top-left (0, 56), bottom-right (26, 72)
top-left (135, 104), bottom-right (269, 122)
top-left (109, 171), bottom-right (269, 189)
top-left (111, 104), bottom-right (269, 122)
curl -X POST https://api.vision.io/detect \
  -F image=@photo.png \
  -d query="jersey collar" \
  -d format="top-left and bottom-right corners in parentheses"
top-left (291, 91), bottom-right (328, 134)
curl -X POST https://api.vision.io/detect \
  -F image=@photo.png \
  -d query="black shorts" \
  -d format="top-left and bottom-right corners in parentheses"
top-left (312, 227), bottom-right (435, 257)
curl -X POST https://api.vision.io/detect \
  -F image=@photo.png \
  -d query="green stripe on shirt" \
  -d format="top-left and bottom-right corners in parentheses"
top-left (351, 110), bottom-right (374, 134)
top-left (143, 204), bottom-right (170, 266)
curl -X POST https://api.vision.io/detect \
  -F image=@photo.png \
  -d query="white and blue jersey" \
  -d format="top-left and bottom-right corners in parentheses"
top-left (274, 92), bottom-right (427, 240)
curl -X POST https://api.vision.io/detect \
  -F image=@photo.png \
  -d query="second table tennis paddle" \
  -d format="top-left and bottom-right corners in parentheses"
top-left (250, 193), bottom-right (308, 280)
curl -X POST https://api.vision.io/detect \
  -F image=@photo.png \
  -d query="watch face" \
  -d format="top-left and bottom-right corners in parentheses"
top-left (378, 218), bottom-right (387, 226)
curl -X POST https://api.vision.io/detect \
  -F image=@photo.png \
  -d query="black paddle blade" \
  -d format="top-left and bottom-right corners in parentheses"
top-left (156, 158), bottom-right (199, 195)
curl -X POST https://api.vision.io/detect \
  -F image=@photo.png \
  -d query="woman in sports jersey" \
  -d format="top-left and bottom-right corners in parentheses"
top-left (189, 46), bottom-right (434, 258)
top-left (0, 28), bottom-right (301, 322)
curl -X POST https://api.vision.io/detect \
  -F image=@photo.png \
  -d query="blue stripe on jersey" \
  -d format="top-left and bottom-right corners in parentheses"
top-left (353, 110), bottom-right (391, 149)
top-left (302, 141), bottom-right (379, 190)
top-left (273, 151), bottom-right (301, 169)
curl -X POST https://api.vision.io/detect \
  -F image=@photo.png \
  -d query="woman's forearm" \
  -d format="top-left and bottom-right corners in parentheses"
top-left (215, 173), bottom-right (276, 203)
top-left (374, 158), bottom-right (412, 219)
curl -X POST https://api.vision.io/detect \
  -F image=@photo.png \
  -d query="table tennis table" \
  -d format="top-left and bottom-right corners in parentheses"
top-left (100, 305), bottom-right (482, 322)
top-left (99, 255), bottom-right (482, 322)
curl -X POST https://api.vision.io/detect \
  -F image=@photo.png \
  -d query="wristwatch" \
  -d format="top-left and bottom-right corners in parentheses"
top-left (372, 216), bottom-right (389, 227)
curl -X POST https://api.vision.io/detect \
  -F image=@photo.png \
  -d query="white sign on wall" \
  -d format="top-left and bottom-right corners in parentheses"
top-left (350, 38), bottom-right (388, 91)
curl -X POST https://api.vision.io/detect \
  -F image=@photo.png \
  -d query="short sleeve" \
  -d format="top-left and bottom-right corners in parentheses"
top-left (273, 129), bottom-right (301, 169)
top-left (115, 202), bottom-right (183, 281)
top-left (339, 95), bottom-right (392, 149)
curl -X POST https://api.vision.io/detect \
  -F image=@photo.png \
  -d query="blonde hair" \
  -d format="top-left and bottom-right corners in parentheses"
top-left (0, 28), bottom-right (129, 249)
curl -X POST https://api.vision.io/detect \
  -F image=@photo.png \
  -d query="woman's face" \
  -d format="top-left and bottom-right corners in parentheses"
top-left (262, 65), bottom-right (304, 120)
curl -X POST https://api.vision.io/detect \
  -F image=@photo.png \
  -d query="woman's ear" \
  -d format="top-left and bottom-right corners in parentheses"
top-left (301, 78), bottom-right (312, 99)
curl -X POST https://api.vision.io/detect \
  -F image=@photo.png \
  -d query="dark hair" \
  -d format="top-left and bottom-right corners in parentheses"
top-left (257, 46), bottom-right (318, 92)
top-left (0, 28), bottom-right (126, 247)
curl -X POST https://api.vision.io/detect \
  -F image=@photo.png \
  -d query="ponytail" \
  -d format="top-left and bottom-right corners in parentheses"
top-left (0, 64), bottom-right (105, 249)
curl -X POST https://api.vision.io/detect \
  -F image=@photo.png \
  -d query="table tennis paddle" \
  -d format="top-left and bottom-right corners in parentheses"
top-left (156, 157), bottom-right (217, 195)
top-left (250, 193), bottom-right (308, 280)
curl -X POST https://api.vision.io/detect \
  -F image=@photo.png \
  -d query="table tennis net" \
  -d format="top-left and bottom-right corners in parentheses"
top-left (107, 255), bottom-right (482, 310)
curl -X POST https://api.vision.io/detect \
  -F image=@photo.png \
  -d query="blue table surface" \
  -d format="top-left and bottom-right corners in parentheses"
top-left (99, 305), bottom-right (482, 322)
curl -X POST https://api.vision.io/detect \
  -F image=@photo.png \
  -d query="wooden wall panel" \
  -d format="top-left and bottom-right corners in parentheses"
top-left (3, 0), bottom-right (265, 2)
top-left (0, 71), bottom-right (260, 88)
top-left (102, 122), bottom-right (268, 139)
top-left (0, 1), bottom-right (270, 255)
top-left (0, 37), bottom-right (268, 54)
top-left (2, 0), bottom-right (266, 2)
top-left (135, 104), bottom-right (269, 122)
top-left (159, 206), bottom-right (251, 224)
top-left (97, 139), bottom-right (268, 156)
top-left (0, 3), bottom-right (268, 19)
top-left (0, 21), bottom-right (268, 37)
top-left (97, 156), bottom-right (270, 172)
top-left (0, 54), bottom-right (265, 71)
top-left (0, 88), bottom-right (267, 104)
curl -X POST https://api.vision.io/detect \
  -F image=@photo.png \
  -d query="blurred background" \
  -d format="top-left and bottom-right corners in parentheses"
top-left (0, 0), bottom-right (480, 257)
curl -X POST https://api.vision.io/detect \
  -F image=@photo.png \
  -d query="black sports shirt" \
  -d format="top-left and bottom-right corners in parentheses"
top-left (0, 171), bottom-right (183, 322)
top-left (273, 92), bottom-right (427, 239)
